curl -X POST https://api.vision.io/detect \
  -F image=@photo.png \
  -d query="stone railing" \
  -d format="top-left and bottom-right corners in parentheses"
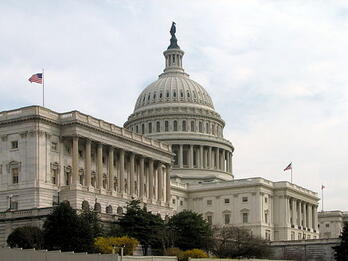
top-left (0, 106), bottom-right (171, 153)
top-left (0, 207), bottom-right (53, 220)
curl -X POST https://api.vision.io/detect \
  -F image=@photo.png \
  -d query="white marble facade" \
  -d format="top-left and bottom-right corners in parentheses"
top-left (0, 26), bottom-right (320, 244)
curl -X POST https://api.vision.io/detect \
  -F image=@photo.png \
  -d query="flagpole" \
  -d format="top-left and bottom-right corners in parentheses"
top-left (42, 68), bottom-right (45, 107)
top-left (321, 186), bottom-right (324, 212)
top-left (291, 167), bottom-right (293, 184)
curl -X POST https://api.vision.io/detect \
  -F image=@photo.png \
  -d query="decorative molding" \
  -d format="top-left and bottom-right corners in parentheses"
top-left (20, 131), bottom-right (28, 138)
top-left (6, 160), bottom-right (21, 173)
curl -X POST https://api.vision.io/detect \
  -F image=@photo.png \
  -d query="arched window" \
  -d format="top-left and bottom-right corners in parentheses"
top-left (113, 177), bottom-right (118, 191)
top-left (173, 120), bottom-right (178, 131)
top-left (147, 94), bottom-right (150, 101)
top-left (182, 120), bottom-right (187, 131)
top-left (199, 122), bottom-right (203, 133)
top-left (148, 122), bottom-right (152, 134)
top-left (79, 169), bottom-right (84, 185)
top-left (187, 91), bottom-right (190, 98)
top-left (166, 91), bottom-right (170, 98)
top-left (91, 171), bottom-right (96, 187)
top-left (82, 200), bottom-right (89, 211)
top-left (165, 121), bottom-right (169, 132)
top-left (106, 205), bottom-right (113, 214)
top-left (136, 125), bottom-right (139, 133)
top-left (206, 122), bottom-right (209, 134)
top-left (159, 92), bottom-right (163, 98)
top-left (156, 121), bottom-right (160, 132)
top-left (191, 121), bottom-right (195, 132)
top-left (117, 206), bottom-right (123, 215)
top-left (180, 91), bottom-right (184, 98)
top-left (94, 202), bottom-right (101, 213)
top-left (153, 93), bottom-right (156, 100)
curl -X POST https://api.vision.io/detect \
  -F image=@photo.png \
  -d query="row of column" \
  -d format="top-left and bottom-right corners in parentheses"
top-left (289, 197), bottom-right (318, 231)
top-left (71, 136), bottom-right (171, 203)
top-left (175, 144), bottom-right (232, 173)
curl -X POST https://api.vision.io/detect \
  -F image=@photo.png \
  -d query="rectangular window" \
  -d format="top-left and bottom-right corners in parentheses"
top-left (265, 213), bottom-right (268, 223)
top-left (51, 142), bottom-right (58, 151)
top-left (207, 199), bottom-right (212, 206)
top-left (148, 122), bottom-right (152, 134)
top-left (11, 140), bottom-right (18, 149)
top-left (242, 197), bottom-right (248, 202)
top-left (165, 121), bottom-right (169, 132)
top-left (224, 198), bottom-right (230, 204)
top-left (12, 168), bottom-right (19, 184)
top-left (224, 214), bottom-right (230, 224)
top-left (180, 200), bottom-right (183, 206)
top-left (265, 197), bottom-right (268, 203)
top-left (207, 215), bottom-right (212, 225)
top-left (242, 213), bottom-right (248, 224)
top-left (325, 223), bottom-right (330, 228)
top-left (10, 200), bottom-right (18, 210)
top-left (172, 199), bottom-right (176, 204)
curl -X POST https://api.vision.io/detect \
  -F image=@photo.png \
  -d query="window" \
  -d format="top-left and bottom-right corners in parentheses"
top-left (207, 215), bottom-right (213, 225)
top-left (265, 212), bottom-right (268, 223)
top-left (187, 91), bottom-right (190, 98)
top-left (191, 121), bottom-right (195, 131)
top-left (224, 214), bottom-right (230, 224)
top-left (10, 200), bottom-right (18, 210)
top-left (325, 223), bottom-right (330, 228)
top-left (51, 167), bottom-right (58, 185)
top-left (142, 124), bottom-right (145, 134)
top-left (224, 198), bottom-right (230, 204)
top-left (180, 200), bottom-right (183, 206)
top-left (173, 121), bottom-right (178, 131)
top-left (156, 121), bottom-right (160, 132)
top-left (199, 122), bottom-right (203, 133)
top-left (265, 230), bottom-right (271, 241)
top-left (166, 91), bottom-right (170, 98)
top-left (78, 150), bottom-right (83, 158)
top-left (12, 167), bottom-right (19, 184)
top-left (159, 92), bottom-right (163, 98)
top-left (136, 125), bottom-right (139, 133)
top-left (265, 197), bottom-right (268, 203)
top-left (172, 199), bottom-right (176, 204)
top-left (291, 231), bottom-right (295, 240)
top-left (242, 197), bottom-right (248, 202)
top-left (148, 122), bottom-right (152, 134)
top-left (51, 142), bottom-right (58, 151)
top-left (173, 91), bottom-right (176, 98)
top-left (207, 199), bottom-right (212, 206)
top-left (206, 122), bottom-right (209, 133)
top-left (182, 120), bottom-right (186, 131)
top-left (11, 140), bottom-right (18, 149)
top-left (298, 233), bottom-right (302, 240)
top-left (242, 213), bottom-right (248, 224)
top-left (165, 121), bottom-right (169, 132)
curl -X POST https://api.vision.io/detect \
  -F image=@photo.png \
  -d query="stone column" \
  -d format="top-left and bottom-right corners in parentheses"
top-left (179, 145), bottom-right (183, 168)
top-left (130, 153), bottom-right (135, 196)
top-left (203, 147), bottom-right (208, 168)
top-left (215, 148), bottom-right (219, 169)
top-left (222, 150), bottom-right (226, 171)
top-left (119, 149), bottom-right (125, 193)
top-left (229, 152), bottom-right (233, 173)
top-left (149, 159), bottom-right (154, 200)
top-left (108, 147), bottom-right (114, 191)
top-left (166, 164), bottom-right (171, 203)
top-left (298, 201), bottom-right (303, 227)
top-left (292, 199), bottom-right (297, 226)
top-left (303, 203), bottom-right (308, 228)
top-left (85, 139), bottom-right (91, 187)
top-left (208, 146), bottom-right (212, 169)
top-left (72, 136), bottom-right (79, 185)
top-left (157, 163), bottom-right (163, 202)
top-left (200, 145), bottom-right (204, 168)
top-left (308, 204), bottom-right (313, 231)
top-left (97, 143), bottom-right (103, 189)
top-left (313, 205), bottom-right (318, 231)
top-left (139, 157), bottom-right (145, 198)
top-left (189, 145), bottom-right (194, 168)
top-left (195, 146), bottom-right (199, 168)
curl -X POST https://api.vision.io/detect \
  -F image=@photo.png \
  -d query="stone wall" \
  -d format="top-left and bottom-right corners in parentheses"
top-left (269, 238), bottom-right (339, 261)
top-left (0, 247), bottom-right (177, 261)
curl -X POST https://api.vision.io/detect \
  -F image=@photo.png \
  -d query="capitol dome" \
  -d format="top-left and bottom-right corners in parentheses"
top-left (124, 23), bottom-right (234, 182)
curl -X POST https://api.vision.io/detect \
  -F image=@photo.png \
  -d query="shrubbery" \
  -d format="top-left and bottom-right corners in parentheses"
top-left (94, 236), bottom-right (139, 255)
top-left (7, 226), bottom-right (43, 249)
top-left (165, 248), bottom-right (208, 261)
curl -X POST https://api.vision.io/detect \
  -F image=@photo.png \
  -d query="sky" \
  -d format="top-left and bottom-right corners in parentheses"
top-left (0, 0), bottom-right (347, 210)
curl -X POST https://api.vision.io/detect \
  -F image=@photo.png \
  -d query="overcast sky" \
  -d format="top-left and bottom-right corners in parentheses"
top-left (0, 0), bottom-right (347, 210)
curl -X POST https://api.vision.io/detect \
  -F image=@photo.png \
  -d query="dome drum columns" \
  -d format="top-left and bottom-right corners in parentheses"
top-left (172, 144), bottom-right (233, 175)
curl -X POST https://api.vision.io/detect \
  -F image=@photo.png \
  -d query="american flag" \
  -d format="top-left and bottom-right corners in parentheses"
top-left (322, 185), bottom-right (325, 190)
top-left (28, 73), bottom-right (43, 84)
top-left (283, 162), bottom-right (292, 171)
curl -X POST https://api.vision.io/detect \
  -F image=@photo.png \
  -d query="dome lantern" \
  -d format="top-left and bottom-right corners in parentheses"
top-left (161, 22), bottom-right (186, 76)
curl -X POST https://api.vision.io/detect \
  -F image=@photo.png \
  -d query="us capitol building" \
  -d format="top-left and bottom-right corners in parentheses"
top-left (0, 24), bottom-right (320, 245)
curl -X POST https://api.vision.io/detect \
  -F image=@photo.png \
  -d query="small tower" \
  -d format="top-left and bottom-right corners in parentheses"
top-left (162, 22), bottom-right (186, 75)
